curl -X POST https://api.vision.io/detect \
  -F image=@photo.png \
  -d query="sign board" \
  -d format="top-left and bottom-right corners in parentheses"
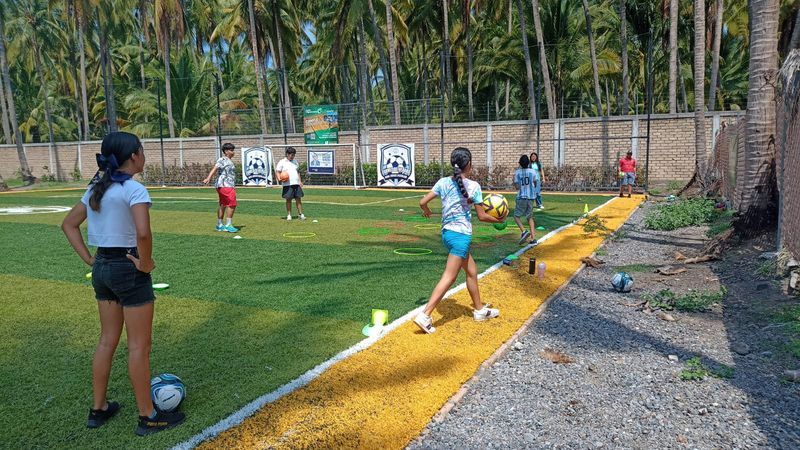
top-left (303, 105), bottom-right (339, 144)
top-left (377, 143), bottom-right (415, 187)
top-left (241, 147), bottom-right (273, 186)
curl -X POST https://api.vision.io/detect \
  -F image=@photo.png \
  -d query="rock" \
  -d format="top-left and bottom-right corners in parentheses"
top-left (759, 251), bottom-right (777, 260)
top-left (732, 343), bottom-right (751, 356)
top-left (790, 272), bottom-right (799, 291)
top-left (513, 341), bottom-right (525, 351)
top-left (668, 355), bottom-right (679, 362)
top-left (658, 312), bottom-right (677, 322)
top-left (761, 351), bottom-right (773, 358)
top-left (787, 259), bottom-right (799, 269)
top-left (783, 370), bottom-right (800, 382)
top-left (698, 408), bottom-right (708, 416)
top-left (677, 435), bottom-right (688, 444)
top-left (524, 433), bottom-right (536, 443)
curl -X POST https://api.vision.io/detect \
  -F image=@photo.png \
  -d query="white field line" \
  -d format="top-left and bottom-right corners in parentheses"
top-left (45, 194), bottom-right (421, 207)
top-left (171, 196), bottom-right (619, 450)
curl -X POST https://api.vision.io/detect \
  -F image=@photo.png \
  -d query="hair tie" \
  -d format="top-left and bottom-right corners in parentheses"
top-left (95, 153), bottom-right (132, 184)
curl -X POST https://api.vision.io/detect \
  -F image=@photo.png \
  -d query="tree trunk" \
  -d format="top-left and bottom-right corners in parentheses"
top-left (137, 8), bottom-right (147, 89)
top-left (694, 0), bottom-right (707, 187)
top-left (620, 0), bottom-right (629, 114)
top-left (0, 172), bottom-right (8, 191)
top-left (0, 15), bottom-right (33, 183)
top-left (708, 0), bottom-right (723, 110)
top-left (669, 0), bottom-right (678, 113)
top-left (32, 38), bottom-right (61, 180)
top-left (262, 52), bottom-right (275, 133)
top-left (0, 69), bottom-right (11, 144)
top-left (582, 0), bottom-right (603, 116)
top-left (790, 10), bottom-right (800, 50)
top-left (78, 19), bottom-right (91, 139)
top-left (273, 5), bottom-right (294, 132)
top-left (367, 0), bottom-right (394, 111)
top-left (531, 0), bottom-right (555, 118)
top-left (162, 39), bottom-right (176, 138)
top-left (246, 0), bottom-right (269, 136)
top-left (735, 0), bottom-right (778, 232)
top-left (385, 0), bottom-right (402, 124)
top-left (515, 0), bottom-right (537, 120)
top-left (355, 34), bottom-right (370, 127)
top-left (464, 0), bottom-right (474, 121)
top-left (99, 27), bottom-right (117, 133)
top-left (679, 51), bottom-right (690, 113)
top-left (442, 0), bottom-right (453, 119)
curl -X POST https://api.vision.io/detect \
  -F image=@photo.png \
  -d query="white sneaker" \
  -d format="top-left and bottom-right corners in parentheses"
top-left (299, 214), bottom-right (306, 220)
top-left (286, 214), bottom-right (292, 221)
top-left (414, 313), bottom-right (436, 334)
top-left (473, 306), bottom-right (500, 321)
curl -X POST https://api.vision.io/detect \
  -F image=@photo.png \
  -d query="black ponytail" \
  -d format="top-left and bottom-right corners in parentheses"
top-left (89, 132), bottom-right (142, 211)
top-left (451, 147), bottom-right (473, 203)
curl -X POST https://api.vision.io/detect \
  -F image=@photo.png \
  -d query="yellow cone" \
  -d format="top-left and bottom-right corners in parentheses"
top-left (583, 204), bottom-right (589, 215)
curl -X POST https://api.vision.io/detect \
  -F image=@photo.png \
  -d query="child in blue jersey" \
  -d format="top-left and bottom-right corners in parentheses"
top-left (414, 147), bottom-right (504, 334)
top-left (62, 132), bottom-right (185, 436)
top-left (513, 155), bottom-right (538, 246)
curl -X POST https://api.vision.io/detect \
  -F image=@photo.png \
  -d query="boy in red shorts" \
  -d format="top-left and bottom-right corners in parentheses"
top-left (203, 143), bottom-right (239, 232)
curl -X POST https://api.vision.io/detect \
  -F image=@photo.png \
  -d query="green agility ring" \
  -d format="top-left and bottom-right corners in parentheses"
top-left (393, 248), bottom-right (433, 256)
top-left (282, 232), bottom-right (317, 239)
top-left (358, 227), bottom-right (391, 235)
top-left (414, 224), bottom-right (440, 230)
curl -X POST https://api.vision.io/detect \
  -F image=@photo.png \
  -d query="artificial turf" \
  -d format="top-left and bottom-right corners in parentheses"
top-left (0, 187), bottom-right (610, 449)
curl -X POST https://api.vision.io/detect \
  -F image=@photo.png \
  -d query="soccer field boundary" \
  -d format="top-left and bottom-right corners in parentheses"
top-left (171, 195), bottom-right (621, 450)
top-left (42, 194), bottom-right (424, 206)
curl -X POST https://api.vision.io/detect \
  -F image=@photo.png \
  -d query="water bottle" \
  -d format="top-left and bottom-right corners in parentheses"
top-left (529, 258), bottom-right (537, 274)
top-left (537, 262), bottom-right (546, 280)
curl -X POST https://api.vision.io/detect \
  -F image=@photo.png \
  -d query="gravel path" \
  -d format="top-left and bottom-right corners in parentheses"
top-left (409, 203), bottom-right (800, 450)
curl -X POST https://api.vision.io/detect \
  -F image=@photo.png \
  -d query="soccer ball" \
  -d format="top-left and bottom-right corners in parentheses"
top-left (278, 171), bottom-right (289, 182)
top-left (481, 194), bottom-right (509, 220)
top-left (150, 374), bottom-right (186, 412)
top-left (384, 153), bottom-right (409, 174)
top-left (611, 272), bottom-right (634, 293)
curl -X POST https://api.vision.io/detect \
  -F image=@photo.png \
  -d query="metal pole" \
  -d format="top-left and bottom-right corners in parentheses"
top-left (280, 70), bottom-right (288, 145)
top-left (157, 81), bottom-right (166, 187)
top-left (214, 74), bottom-right (223, 158)
top-left (440, 49), bottom-right (445, 179)
top-left (356, 101), bottom-right (362, 188)
top-left (644, 31), bottom-right (654, 193)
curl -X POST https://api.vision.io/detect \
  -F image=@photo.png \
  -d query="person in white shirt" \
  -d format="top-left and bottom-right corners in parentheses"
top-left (275, 147), bottom-right (306, 220)
top-left (61, 132), bottom-right (185, 435)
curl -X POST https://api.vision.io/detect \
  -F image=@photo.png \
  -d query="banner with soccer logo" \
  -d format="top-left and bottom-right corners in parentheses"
top-left (377, 143), bottom-right (415, 187)
top-left (241, 146), bottom-right (274, 186)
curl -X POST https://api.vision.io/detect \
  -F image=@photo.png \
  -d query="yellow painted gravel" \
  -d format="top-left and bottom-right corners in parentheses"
top-left (198, 196), bottom-right (643, 449)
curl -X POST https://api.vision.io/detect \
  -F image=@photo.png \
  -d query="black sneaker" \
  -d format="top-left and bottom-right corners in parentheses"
top-left (87, 401), bottom-right (121, 428)
top-left (135, 410), bottom-right (186, 436)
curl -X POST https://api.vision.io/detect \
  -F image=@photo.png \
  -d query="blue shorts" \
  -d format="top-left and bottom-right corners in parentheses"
top-left (441, 229), bottom-right (472, 259)
top-left (621, 172), bottom-right (636, 186)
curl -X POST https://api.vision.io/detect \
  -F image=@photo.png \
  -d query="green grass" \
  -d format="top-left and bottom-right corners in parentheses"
top-left (644, 288), bottom-right (726, 312)
top-left (0, 188), bottom-right (610, 449)
top-left (680, 356), bottom-right (735, 381)
top-left (775, 305), bottom-right (800, 358)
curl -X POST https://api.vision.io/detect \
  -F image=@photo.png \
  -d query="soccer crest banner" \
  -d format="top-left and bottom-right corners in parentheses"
top-left (377, 143), bottom-right (415, 187)
top-left (241, 147), bottom-right (273, 186)
top-left (303, 105), bottom-right (339, 144)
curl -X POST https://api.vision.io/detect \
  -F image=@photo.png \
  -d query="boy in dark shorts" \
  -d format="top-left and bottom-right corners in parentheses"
top-left (275, 147), bottom-right (305, 220)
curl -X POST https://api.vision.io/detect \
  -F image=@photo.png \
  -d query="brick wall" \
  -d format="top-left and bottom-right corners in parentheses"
top-left (0, 111), bottom-right (743, 184)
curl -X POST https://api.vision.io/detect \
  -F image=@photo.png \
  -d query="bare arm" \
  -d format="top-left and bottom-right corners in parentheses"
top-left (125, 203), bottom-right (155, 273)
top-left (474, 203), bottom-right (502, 223)
top-left (61, 202), bottom-right (94, 266)
top-left (540, 166), bottom-right (546, 184)
top-left (203, 166), bottom-right (219, 185)
top-left (419, 191), bottom-right (437, 217)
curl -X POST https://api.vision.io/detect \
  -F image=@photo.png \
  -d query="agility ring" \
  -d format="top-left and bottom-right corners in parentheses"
top-left (393, 247), bottom-right (433, 256)
top-left (282, 232), bottom-right (317, 239)
top-left (403, 216), bottom-right (429, 222)
top-left (413, 224), bottom-right (440, 230)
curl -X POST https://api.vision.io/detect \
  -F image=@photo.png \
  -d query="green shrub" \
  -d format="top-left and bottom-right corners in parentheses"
top-left (644, 198), bottom-right (717, 230)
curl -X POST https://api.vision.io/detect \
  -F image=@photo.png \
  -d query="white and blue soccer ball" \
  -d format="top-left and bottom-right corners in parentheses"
top-left (150, 373), bottom-right (186, 412)
top-left (611, 272), bottom-right (634, 293)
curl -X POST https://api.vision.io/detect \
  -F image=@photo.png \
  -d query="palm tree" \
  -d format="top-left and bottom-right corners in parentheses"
top-left (736, 0), bottom-right (777, 231)
top-left (366, 0), bottom-right (395, 110)
top-left (581, 0), bottom-right (603, 116)
top-left (0, 6), bottom-right (34, 183)
top-left (74, 0), bottom-right (92, 139)
top-left (155, 0), bottom-right (185, 138)
top-left (442, 0), bottom-right (453, 118)
top-left (514, 0), bottom-right (536, 120)
top-left (618, 0), bottom-right (629, 114)
top-left (707, 0), bottom-right (723, 110)
top-left (246, 0), bottom-right (269, 135)
top-left (531, 0), bottom-right (555, 119)
top-left (669, 0), bottom-right (677, 113)
top-left (386, 0), bottom-right (402, 124)
top-left (694, 0), bottom-right (707, 187)
top-left (95, 3), bottom-right (118, 133)
top-left (0, 69), bottom-right (11, 143)
top-left (462, 0), bottom-right (474, 120)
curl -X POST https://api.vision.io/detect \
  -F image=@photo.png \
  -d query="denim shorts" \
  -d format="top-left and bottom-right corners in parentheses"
top-left (621, 172), bottom-right (636, 186)
top-left (514, 198), bottom-right (533, 218)
top-left (92, 248), bottom-right (155, 307)
top-left (441, 229), bottom-right (472, 259)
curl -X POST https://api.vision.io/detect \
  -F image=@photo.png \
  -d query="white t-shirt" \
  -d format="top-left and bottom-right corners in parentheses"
top-left (275, 158), bottom-right (301, 186)
top-left (80, 180), bottom-right (152, 248)
top-left (431, 176), bottom-right (483, 236)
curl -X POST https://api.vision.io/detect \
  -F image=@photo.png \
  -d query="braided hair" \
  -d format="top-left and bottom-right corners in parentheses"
top-left (451, 147), bottom-right (473, 203)
top-left (89, 132), bottom-right (142, 212)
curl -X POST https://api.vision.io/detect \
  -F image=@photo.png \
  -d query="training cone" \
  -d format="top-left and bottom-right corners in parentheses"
top-left (362, 309), bottom-right (389, 337)
top-left (583, 204), bottom-right (589, 215)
